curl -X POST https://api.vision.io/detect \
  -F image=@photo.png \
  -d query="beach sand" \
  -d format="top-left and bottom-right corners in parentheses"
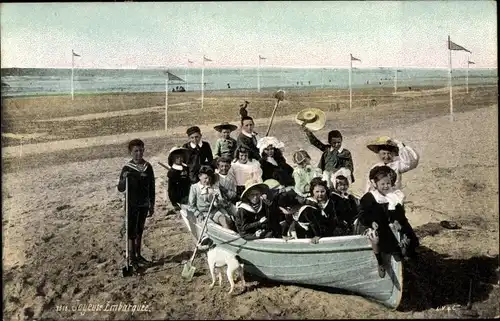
top-left (2, 85), bottom-right (499, 320)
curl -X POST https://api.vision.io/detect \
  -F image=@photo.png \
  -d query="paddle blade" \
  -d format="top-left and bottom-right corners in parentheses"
top-left (181, 262), bottom-right (196, 280)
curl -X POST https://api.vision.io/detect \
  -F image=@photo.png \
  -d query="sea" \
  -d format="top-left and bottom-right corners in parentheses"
top-left (1, 67), bottom-right (497, 97)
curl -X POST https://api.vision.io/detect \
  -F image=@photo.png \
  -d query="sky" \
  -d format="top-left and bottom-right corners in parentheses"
top-left (1, 1), bottom-right (497, 69)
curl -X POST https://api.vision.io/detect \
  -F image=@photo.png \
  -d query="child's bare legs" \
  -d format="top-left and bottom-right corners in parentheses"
top-left (212, 210), bottom-right (231, 229)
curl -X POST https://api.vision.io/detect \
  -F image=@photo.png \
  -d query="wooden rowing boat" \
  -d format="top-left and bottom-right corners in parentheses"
top-left (180, 208), bottom-right (404, 309)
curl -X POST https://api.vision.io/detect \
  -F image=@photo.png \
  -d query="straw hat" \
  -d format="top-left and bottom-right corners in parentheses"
top-left (295, 108), bottom-right (326, 131)
top-left (292, 149), bottom-right (311, 165)
top-left (366, 136), bottom-right (399, 155)
top-left (240, 180), bottom-right (270, 201)
top-left (167, 146), bottom-right (189, 166)
top-left (263, 179), bottom-right (281, 190)
top-left (214, 122), bottom-right (238, 133)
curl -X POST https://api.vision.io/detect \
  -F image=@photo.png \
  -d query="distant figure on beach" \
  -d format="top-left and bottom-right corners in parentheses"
top-left (408, 86), bottom-right (412, 91)
top-left (172, 88), bottom-right (176, 92)
top-left (297, 81), bottom-right (299, 85)
top-left (239, 100), bottom-right (250, 119)
top-left (308, 81), bottom-right (311, 85)
top-left (329, 79), bottom-right (332, 83)
top-left (366, 80), bottom-right (370, 85)
top-left (178, 86), bottom-right (185, 92)
top-left (227, 83), bottom-right (231, 89)
top-left (300, 81), bottom-right (304, 86)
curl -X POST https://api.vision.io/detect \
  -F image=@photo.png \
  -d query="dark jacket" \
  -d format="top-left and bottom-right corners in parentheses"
top-left (167, 165), bottom-right (191, 206)
top-left (259, 158), bottom-right (295, 187)
top-left (117, 160), bottom-right (155, 209)
top-left (289, 205), bottom-right (323, 239)
top-left (182, 141), bottom-right (214, 183)
top-left (357, 192), bottom-right (417, 254)
top-left (304, 130), bottom-right (355, 183)
top-left (331, 192), bottom-right (359, 228)
top-left (236, 132), bottom-right (261, 161)
top-left (235, 201), bottom-right (270, 240)
top-left (306, 197), bottom-right (346, 237)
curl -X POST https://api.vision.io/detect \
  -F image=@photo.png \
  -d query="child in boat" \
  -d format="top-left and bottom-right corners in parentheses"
top-left (300, 124), bottom-right (355, 189)
top-left (166, 146), bottom-right (191, 211)
top-left (117, 139), bottom-right (155, 268)
top-left (236, 116), bottom-right (261, 161)
top-left (330, 172), bottom-right (359, 232)
top-left (187, 165), bottom-right (232, 229)
top-left (214, 155), bottom-right (238, 205)
top-left (232, 146), bottom-right (263, 199)
top-left (213, 122), bottom-right (238, 159)
top-left (291, 149), bottom-right (323, 197)
top-left (288, 205), bottom-right (323, 243)
top-left (262, 179), bottom-right (312, 238)
top-left (234, 180), bottom-right (274, 240)
top-left (364, 136), bottom-right (419, 193)
top-left (357, 165), bottom-right (420, 278)
top-left (182, 126), bottom-right (214, 184)
top-left (257, 136), bottom-right (295, 187)
top-left (307, 178), bottom-right (349, 237)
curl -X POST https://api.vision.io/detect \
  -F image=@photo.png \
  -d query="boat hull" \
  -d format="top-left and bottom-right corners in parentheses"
top-left (180, 209), bottom-right (403, 309)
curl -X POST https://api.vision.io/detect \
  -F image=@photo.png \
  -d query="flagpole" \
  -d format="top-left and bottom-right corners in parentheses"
top-left (71, 49), bottom-right (75, 100)
top-left (201, 57), bottom-right (205, 109)
top-left (165, 79), bottom-right (169, 131)
top-left (321, 68), bottom-right (324, 89)
top-left (257, 56), bottom-right (261, 93)
top-left (466, 56), bottom-right (469, 94)
top-left (349, 54), bottom-right (353, 110)
top-left (394, 69), bottom-right (398, 93)
top-left (448, 35), bottom-right (454, 122)
top-left (185, 64), bottom-right (188, 92)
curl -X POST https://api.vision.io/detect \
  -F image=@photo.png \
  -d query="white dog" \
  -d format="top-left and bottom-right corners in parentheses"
top-left (206, 245), bottom-right (246, 294)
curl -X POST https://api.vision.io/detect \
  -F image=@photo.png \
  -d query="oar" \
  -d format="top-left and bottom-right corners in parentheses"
top-left (265, 90), bottom-right (285, 137)
top-left (122, 176), bottom-right (134, 277)
top-left (181, 193), bottom-right (218, 281)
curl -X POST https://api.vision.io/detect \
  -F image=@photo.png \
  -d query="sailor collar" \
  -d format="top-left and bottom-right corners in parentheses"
top-left (236, 200), bottom-right (263, 213)
top-left (126, 161), bottom-right (149, 172)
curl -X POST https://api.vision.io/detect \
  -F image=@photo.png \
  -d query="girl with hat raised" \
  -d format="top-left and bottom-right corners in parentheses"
top-left (234, 180), bottom-right (274, 240)
top-left (166, 146), bottom-right (191, 211)
top-left (213, 122), bottom-right (238, 159)
top-left (297, 108), bottom-right (355, 189)
top-left (257, 136), bottom-right (295, 187)
top-left (364, 136), bottom-right (419, 193)
top-left (291, 149), bottom-right (323, 197)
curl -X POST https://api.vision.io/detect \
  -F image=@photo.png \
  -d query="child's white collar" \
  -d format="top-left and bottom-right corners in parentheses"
top-left (329, 146), bottom-right (344, 153)
top-left (241, 130), bottom-right (256, 138)
top-left (236, 200), bottom-right (262, 213)
top-left (190, 141), bottom-right (203, 148)
top-left (172, 164), bottom-right (187, 171)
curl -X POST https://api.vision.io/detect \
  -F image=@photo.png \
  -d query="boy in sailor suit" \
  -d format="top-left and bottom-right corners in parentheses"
top-left (117, 139), bottom-right (155, 268)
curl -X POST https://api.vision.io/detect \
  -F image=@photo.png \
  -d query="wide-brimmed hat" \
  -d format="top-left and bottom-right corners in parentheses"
top-left (214, 122), bottom-right (238, 133)
top-left (292, 149), bottom-right (311, 165)
top-left (366, 136), bottom-right (399, 155)
top-left (167, 146), bottom-right (189, 166)
top-left (257, 136), bottom-right (285, 155)
top-left (263, 179), bottom-right (282, 190)
top-left (240, 179), bottom-right (270, 201)
top-left (295, 108), bottom-right (326, 131)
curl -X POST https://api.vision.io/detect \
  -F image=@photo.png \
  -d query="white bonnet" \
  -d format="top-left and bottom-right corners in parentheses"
top-left (257, 136), bottom-right (285, 155)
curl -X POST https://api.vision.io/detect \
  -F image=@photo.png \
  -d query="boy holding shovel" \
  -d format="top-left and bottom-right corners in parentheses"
top-left (118, 139), bottom-right (155, 270)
